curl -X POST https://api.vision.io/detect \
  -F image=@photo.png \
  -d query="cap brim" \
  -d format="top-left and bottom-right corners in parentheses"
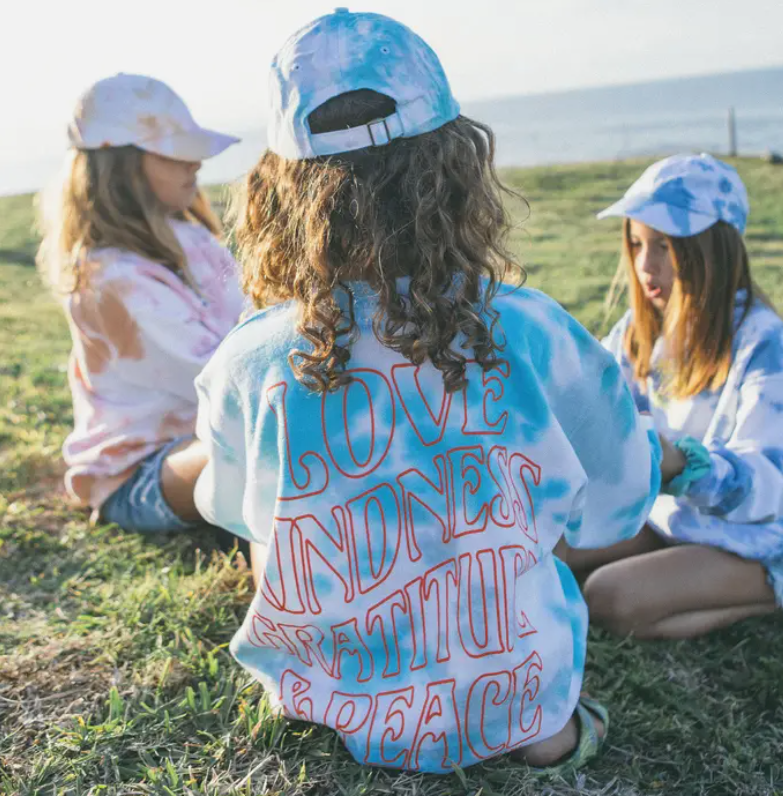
top-left (138, 126), bottom-right (240, 162)
top-left (597, 198), bottom-right (716, 238)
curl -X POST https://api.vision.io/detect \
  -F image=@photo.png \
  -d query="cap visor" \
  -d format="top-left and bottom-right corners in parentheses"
top-left (597, 198), bottom-right (716, 238)
top-left (139, 126), bottom-right (240, 162)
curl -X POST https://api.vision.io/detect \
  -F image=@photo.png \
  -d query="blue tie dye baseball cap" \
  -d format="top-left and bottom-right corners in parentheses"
top-left (267, 8), bottom-right (461, 159)
top-left (597, 153), bottom-right (749, 237)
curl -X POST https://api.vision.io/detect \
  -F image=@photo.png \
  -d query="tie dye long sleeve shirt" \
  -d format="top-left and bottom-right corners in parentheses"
top-left (604, 291), bottom-right (783, 564)
top-left (62, 219), bottom-right (244, 509)
top-left (194, 283), bottom-right (661, 773)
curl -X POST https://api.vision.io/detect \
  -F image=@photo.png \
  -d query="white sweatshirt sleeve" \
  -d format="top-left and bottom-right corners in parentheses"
top-left (683, 331), bottom-right (783, 523)
top-left (557, 313), bottom-right (662, 548)
top-left (194, 353), bottom-right (281, 544)
top-left (509, 292), bottom-right (662, 550)
top-left (104, 276), bottom-right (227, 402)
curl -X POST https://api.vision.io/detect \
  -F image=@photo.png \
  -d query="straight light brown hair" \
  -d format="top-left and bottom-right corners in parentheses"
top-left (38, 146), bottom-right (222, 293)
top-left (611, 218), bottom-right (771, 399)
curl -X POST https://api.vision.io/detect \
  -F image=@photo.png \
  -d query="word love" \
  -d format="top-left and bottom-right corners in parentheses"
top-left (269, 361), bottom-right (512, 496)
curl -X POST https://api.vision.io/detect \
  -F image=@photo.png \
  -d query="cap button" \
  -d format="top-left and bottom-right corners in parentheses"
top-left (334, 7), bottom-right (349, 13)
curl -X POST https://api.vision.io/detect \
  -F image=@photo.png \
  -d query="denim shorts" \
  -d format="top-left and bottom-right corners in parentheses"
top-left (99, 437), bottom-right (198, 534)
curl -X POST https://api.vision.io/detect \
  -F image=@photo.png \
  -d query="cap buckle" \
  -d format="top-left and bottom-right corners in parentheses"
top-left (367, 118), bottom-right (392, 147)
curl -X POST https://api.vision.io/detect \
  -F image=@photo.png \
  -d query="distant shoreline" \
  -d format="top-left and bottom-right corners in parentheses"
top-left (463, 63), bottom-right (783, 109)
top-left (3, 65), bottom-right (782, 197)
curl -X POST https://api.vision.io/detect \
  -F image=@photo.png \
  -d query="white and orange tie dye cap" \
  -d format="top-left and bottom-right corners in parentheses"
top-left (68, 73), bottom-right (239, 162)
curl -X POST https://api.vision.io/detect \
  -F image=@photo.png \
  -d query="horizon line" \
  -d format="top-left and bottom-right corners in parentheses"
top-left (227, 62), bottom-right (783, 136)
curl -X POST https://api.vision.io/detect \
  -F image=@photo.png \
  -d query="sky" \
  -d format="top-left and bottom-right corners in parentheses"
top-left (1, 0), bottom-right (782, 188)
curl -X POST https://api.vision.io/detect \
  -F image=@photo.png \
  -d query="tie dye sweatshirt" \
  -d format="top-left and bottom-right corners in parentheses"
top-left (604, 290), bottom-right (783, 564)
top-left (194, 282), bottom-right (661, 773)
top-left (62, 219), bottom-right (243, 509)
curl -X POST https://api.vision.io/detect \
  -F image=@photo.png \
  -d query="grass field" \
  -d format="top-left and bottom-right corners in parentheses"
top-left (2, 159), bottom-right (783, 795)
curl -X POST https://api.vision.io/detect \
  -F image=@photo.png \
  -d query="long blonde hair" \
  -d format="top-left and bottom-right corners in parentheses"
top-left (37, 146), bottom-right (222, 292)
top-left (608, 218), bottom-right (769, 399)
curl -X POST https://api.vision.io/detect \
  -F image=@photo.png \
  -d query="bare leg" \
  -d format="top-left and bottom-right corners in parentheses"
top-left (510, 706), bottom-right (604, 767)
top-left (646, 602), bottom-right (775, 639)
top-left (557, 524), bottom-right (666, 576)
top-left (584, 543), bottom-right (776, 639)
top-left (160, 437), bottom-right (208, 522)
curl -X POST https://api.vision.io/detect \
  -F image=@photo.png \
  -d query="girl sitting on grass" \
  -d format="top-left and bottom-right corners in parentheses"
top-left (193, 9), bottom-right (677, 774)
top-left (38, 74), bottom-right (244, 534)
top-left (564, 154), bottom-right (781, 638)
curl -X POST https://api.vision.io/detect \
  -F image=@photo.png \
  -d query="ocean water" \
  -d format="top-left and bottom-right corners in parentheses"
top-left (464, 66), bottom-right (783, 168)
top-left (3, 66), bottom-right (783, 196)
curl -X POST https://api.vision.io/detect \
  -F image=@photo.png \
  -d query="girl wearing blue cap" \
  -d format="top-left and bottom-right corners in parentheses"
top-left (566, 154), bottom-right (781, 639)
top-left (194, 9), bottom-right (671, 775)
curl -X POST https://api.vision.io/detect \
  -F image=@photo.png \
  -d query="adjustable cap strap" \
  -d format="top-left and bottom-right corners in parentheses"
top-left (309, 109), bottom-right (405, 156)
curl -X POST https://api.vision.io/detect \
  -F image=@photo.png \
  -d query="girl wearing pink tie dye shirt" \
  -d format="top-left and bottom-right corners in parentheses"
top-left (38, 74), bottom-right (243, 532)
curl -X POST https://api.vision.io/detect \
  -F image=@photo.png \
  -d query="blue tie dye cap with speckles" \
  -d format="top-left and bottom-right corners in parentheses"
top-left (267, 7), bottom-right (461, 160)
top-left (597, 153), bottom-right (749, 237)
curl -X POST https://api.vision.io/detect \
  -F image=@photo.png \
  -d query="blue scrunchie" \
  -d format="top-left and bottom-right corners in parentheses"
top-left (664, 436), bottom-right (713, 497)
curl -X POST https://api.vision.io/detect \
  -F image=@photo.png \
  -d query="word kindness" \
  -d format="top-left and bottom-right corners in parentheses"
top-left (249, 362), bottom-right (554, 768)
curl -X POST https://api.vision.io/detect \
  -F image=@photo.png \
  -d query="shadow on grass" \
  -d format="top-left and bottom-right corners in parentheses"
top-left (0, 488), bottom-right (250, 656)
top-left (746, 232), bottom-right (783, 243)
top-left (0, 247), bottom-right (36, 267)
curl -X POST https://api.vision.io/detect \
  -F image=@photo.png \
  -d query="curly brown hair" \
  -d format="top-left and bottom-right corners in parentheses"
top-left (234, 89), bottom-right (524, 394)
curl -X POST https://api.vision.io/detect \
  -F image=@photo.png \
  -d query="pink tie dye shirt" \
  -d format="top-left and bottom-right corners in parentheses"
top-left (62, 219), bottom-right (244, 509)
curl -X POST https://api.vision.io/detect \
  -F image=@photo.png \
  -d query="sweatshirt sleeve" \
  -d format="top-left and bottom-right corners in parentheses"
top-left (109, 276), bottom-right (228, 401)
top-left (193, 347), bottom-right (280, 544)
top-left (506, 290), bottom-right (662, 550)
top-left (74, 260), bottom-right (232, 403)
top-left (559, 312), bottom-right (662, 548)
top-left (193, 367), bottom-right (252, 541)
top-left (679, 331), bottom-right (783, 523)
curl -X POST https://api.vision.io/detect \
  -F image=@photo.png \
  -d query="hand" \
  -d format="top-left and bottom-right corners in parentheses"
top-left (659, 434), bottom-right (686, 484)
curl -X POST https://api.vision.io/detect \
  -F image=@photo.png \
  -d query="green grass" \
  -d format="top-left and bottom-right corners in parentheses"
top-left (2, 159), bottom-right (783, 795)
